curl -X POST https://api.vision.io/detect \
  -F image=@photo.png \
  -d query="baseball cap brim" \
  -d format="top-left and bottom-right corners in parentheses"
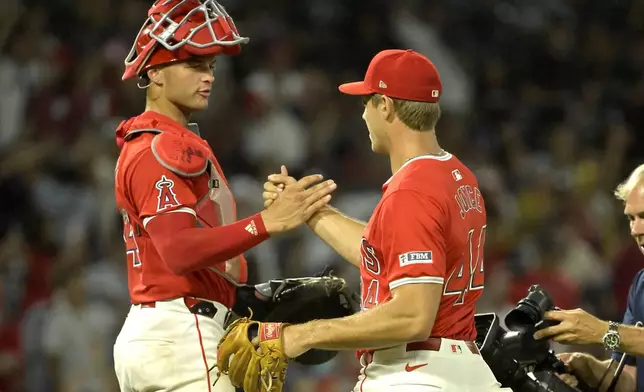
top-left (338, 81), bottom-right (372, 95)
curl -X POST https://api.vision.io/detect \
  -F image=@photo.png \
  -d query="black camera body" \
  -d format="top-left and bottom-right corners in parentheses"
top-left (475, 285), bottom-right (594, 392)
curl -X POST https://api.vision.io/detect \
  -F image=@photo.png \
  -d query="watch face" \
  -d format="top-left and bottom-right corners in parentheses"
top-left (605, 333), bottom-right (620, 348)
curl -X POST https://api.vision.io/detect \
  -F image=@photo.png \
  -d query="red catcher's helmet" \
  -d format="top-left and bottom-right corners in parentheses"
top-left (122, 0), bottom-right (249, 81)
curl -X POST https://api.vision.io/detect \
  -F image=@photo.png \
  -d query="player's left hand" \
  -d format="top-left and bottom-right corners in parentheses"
top-left (216, 318), bottom-right (291, 392)
top-left (533, 309), bottom-right (607, 345)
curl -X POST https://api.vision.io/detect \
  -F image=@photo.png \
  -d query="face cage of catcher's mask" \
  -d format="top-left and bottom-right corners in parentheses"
top-left (124, 0), bottom-right (250, 77)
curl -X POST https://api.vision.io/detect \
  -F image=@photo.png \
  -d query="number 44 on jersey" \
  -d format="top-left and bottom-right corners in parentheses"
top-left (443, 225), bottom-right (486, 306)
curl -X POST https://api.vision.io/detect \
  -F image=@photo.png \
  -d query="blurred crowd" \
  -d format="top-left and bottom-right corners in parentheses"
top-left (1, 0), bottom-right (644, 391)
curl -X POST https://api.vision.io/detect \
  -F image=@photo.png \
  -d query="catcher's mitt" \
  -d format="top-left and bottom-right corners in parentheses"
top-left (229, 267), bottom-right (360, 365)
top-left (216, 318), bottom-right (289, 392)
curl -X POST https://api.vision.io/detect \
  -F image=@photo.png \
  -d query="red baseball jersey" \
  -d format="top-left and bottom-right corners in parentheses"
top-left (114, 111), bottom-right (244, 307)
top-left (359, 153), bottom-right (486, 341)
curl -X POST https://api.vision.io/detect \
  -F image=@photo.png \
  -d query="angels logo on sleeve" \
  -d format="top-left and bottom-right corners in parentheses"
top-left (155, 175), bottom-right (180, 211)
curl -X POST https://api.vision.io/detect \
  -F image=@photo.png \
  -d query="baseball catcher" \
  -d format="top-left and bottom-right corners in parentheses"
top-left (214, 267), bottom-right (359, 391)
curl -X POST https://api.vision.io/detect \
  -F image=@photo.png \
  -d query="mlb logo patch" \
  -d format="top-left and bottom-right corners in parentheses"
top-left (451, 344), bottom-right (463, 354)
top-left (452, 169), bottom-right (462, 181)
top-left (399, 251), bottom-right (433, 267)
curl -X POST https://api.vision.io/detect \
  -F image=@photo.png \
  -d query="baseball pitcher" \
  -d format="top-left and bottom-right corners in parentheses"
top-left (217, 50), bottom-right (511, 392)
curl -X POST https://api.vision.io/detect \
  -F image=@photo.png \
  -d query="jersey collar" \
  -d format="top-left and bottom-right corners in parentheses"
top-left (139, 111), bottom-right (201, 136)
top-left (383, 152), bottom-right (453, 188)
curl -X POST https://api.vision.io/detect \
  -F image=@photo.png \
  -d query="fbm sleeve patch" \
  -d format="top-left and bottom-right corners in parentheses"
top-left (399, 251), bottom-right (433, 267)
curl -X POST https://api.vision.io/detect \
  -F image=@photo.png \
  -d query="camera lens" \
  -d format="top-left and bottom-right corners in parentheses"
top-left (505, 285), bottom-right (554, 330)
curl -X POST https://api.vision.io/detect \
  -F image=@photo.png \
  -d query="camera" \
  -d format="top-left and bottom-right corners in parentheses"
top-left (475, 285), bottom-right (592, 392)
top-left (506, 285), bottom-right (559, 331)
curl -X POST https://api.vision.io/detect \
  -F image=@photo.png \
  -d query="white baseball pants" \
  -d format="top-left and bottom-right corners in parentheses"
top-left (113, 297), bottom-right (235, 392)
top-left (353, 338), bottom-right (513, 392)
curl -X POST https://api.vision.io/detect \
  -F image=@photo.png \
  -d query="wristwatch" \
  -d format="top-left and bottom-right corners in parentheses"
top-left (602, 321), bottom-right (621, 351)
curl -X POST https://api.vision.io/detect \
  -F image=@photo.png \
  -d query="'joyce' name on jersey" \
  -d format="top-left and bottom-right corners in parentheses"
top-left (455, 185), bottom-right (483, 219)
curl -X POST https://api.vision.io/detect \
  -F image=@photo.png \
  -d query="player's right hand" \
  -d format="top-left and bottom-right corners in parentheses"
top-left (260, 169), bottom-right (336, 234)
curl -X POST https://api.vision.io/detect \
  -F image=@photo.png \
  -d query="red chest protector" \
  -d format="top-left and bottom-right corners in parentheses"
top-left (116, 112), bottom-right (244, 284)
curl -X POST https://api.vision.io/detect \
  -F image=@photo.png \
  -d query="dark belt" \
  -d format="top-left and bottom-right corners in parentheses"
top-left (407, 338), bottom-right (480, 355)
top-left (362, 337), bottom-right (480, 364)
top-left (139, 297), bottom-right (219, 319)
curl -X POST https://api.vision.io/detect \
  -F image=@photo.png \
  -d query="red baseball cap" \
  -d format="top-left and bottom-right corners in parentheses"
top-left (338, 49), bottom-right (442, 103)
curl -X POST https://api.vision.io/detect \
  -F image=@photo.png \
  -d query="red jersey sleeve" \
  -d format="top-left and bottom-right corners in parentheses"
top-left (121, 148), bottom-right (268, 275)
top-left (127, 149), bottom-right (198, 224)
top-left (379, 190), bottom-right (447, 290)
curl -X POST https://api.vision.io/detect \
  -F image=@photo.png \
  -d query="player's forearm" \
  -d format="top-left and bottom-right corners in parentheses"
top-left (147, 212), bottom-right (268, 275)
top-left (306, 206), bottom-right (365, 267)
top-left (285, 298), bottom-right (431, 351)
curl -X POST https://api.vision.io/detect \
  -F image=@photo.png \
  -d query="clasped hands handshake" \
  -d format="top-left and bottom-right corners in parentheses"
top-left (216, 166), bottom-right (336, 392)
top-left (259, 165), bottom-right (335, 234)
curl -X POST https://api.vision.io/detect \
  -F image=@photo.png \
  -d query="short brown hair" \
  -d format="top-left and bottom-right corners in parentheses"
top-left (370, 94), bottom-right (441, 131)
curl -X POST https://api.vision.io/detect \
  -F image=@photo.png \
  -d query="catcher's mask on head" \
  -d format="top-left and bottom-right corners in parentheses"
top-left (122, 0), bottom-right (249, 82)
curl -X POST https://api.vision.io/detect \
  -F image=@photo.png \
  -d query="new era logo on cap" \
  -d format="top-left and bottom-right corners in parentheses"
top-left (338, 49), bottom-right (442, 103)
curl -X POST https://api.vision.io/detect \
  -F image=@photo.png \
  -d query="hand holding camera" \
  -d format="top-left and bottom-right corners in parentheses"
top-left (555, 353), bottom-right (595, 389)
top-left (476, 285), bottom-right (592, 392)
top-left (533, 309), bottom-right (607, 346)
